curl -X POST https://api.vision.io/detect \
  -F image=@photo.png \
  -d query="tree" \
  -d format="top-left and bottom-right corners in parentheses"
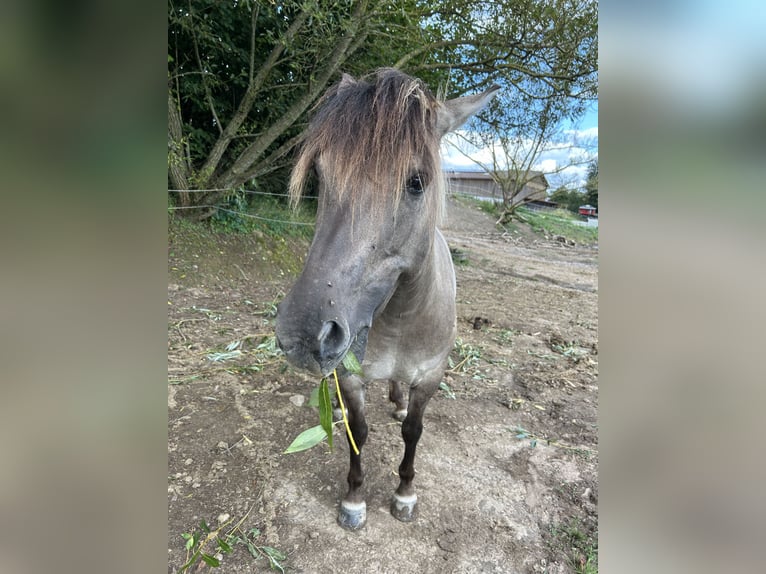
top-left (583, 158), bottom-right (598, 209)
top-left (168, 0), bottom-right (598, 219)
top-left (549, 185), bottom-right (585, 213)
top-left (447, 99), bottom-right (592, 221)
top-left (445, 76), bottom-right (596, 222)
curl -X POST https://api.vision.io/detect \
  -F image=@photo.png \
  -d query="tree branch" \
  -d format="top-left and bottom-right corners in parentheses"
top-left (187, 0), bottom-right (223, 136)
top-left (198, 6), bottom-right (310, 185)
top-left (212, 0), bottom-right (372, 193)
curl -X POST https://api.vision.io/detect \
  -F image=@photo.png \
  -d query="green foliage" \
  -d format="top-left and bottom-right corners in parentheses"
top-left (476, 199), bottom-right (501, 216)
top-left (449, 247), bottom-right (470, 266)
top-left (285, 351), bottom-right (363, 454)
top-left (549, 186), bottom-right (586, 214)
top-left (209, 190), bottom-right (252, 233)
top-left (584, 159), bottom-right (598, 209)
top-left (230, 527), bottom-right (287, 573)
top-left (169, 0), bottom-right (598, 216)
top-left (208, 192), bottom-right (316, 239)
top-left (448, 338), bottom-right (483, 373)
top-left (179, 519), bottom-right (287, 572)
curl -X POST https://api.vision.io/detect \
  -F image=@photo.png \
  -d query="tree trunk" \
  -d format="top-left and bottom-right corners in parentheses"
top-left (168, 90), bottom-right (191, 207)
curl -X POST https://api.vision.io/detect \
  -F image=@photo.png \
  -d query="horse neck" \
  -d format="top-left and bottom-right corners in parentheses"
top-left (383, 227), bottom-right (454, 317)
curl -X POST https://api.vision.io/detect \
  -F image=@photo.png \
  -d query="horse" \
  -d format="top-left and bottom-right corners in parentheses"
top-left (275, 68), bottom-right (499, 530)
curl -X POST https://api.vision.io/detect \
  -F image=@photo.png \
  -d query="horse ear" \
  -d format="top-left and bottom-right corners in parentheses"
top-left (437, 84), bottom-right (501, 136)
top-left (339, 73), bottom-right (356, 91)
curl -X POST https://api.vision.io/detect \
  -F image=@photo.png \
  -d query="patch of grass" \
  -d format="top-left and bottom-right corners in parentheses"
top-left (451, 194), bottom-right (594, 242)
top-left (451, 193), bottom-right (509, 224)
top-left (449, 247), bottom-right (470, 266)
top-left (210, 193), bottom-right (316, 239)
top-left (476, 198), bottom-right (501, 216)
top-left (547, 518), bottom-right (598, 574)
top-left (168, 207), bottom-right (309, 284)
top-left (513, 206), bottom-right (598, 245)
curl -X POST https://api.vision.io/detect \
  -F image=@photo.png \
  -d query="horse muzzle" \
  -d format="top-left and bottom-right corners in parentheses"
top-left (276, 313), bottom-right (359, 376)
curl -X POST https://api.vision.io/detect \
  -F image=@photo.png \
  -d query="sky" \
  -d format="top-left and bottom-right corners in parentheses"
top-left (440, 101), bottom-right (599, 193)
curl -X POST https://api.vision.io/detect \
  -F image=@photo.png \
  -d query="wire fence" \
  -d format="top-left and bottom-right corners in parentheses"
top-left (168, 186), bottom-right (474, 226)
top-left (168, 187), bottom-right (318, 199)
top-left (167, 187), bottom-right (317, 226)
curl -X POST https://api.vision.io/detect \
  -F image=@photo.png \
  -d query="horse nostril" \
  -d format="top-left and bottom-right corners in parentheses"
top-left (317, 319), bottom-right (348, 360)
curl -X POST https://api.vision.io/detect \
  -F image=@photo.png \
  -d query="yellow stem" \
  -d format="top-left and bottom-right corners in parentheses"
top-left (333, 369), bottom-right (360, 455)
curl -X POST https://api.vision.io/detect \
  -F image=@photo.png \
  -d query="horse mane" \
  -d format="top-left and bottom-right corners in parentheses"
top-left (289, 68), bottom-right (445, 222)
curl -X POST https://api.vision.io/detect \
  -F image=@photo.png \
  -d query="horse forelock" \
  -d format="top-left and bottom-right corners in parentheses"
top-left (289, 68), bottom-right (445, 223)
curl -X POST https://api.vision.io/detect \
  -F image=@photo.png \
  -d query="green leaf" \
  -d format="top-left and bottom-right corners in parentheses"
top-left (284, 425), bottom-right (328, 453)
top-left (243, 540), bottom-right (259, 559)
top-left (200, 553), bottom-right (220, 567)
top-left (439, 381), bottom-right (456, 399)
top-left (248, 527), bottom-right (261, 538)
top-left (342, 350), bottom-right (363, 375)
top-left (182, 532), bottom-right (195, 550)
top-left (199, 519), bottom-right (211, 533)
top-left (262, 546), bottom-right (287, 572)
top-left (318, 378), bottom-right (334, 451)
top-left (262, 546), bottom-right (287, 561)
top-left (216, 538), bottom-right (232, 553)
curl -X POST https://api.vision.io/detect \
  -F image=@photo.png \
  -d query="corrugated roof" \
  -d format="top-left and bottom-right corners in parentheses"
top-left (444, 169), bottom-right (548, 186)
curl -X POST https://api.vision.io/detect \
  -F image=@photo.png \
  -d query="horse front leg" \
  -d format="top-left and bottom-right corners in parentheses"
top-left (391, 381), bottom-right (436, 522)
top-left (336, 374), bottom-right (369, 530)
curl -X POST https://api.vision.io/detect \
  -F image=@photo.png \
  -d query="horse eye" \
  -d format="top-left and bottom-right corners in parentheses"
top-left (405, 174), bottom-right (425, 196)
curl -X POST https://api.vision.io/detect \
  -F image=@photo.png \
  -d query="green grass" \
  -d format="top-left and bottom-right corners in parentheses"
top-left (168, 200), bottom-right (310, 283)
top-left (458, 195), bottom-right (597, 244)
top-left (514, 206), bottom-right (598, 245)
top-left (210, 193), bottom-right (316, 239)
top-left (476, 198), bottom-right (500, 217)
top-left (547, 518), bottom-right (598, 574)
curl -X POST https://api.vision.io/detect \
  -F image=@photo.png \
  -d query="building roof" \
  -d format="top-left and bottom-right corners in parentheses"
top-left (444, 169), bottom-right (548, 187)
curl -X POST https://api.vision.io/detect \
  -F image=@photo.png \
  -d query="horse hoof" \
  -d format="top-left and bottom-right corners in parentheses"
top-left (390, 493), bottom-right (418, 522)
top-left (392, 409), bottom-right (408, 422)
top-left (338, 501), bottom-right (366, 530)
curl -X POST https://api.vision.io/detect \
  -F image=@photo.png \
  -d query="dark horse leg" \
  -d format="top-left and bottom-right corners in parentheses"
top-left (388, 379), bottom-right (408, 421)
top-left (336, 374), bottom-right (369, 530)
top-left (390, 381), bottom-right (437, 522)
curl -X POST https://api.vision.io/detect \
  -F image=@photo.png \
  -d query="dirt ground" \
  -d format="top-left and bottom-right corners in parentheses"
top-left (167, 196), bottom-right (598, 573)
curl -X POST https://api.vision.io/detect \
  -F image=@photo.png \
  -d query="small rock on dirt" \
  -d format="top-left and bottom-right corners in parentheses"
top-left (289, 394), bottom-right (305, 407)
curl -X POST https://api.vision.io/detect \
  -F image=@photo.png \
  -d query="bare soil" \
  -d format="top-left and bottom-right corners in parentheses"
top-left (168, 196), bottom-right (598, 573)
